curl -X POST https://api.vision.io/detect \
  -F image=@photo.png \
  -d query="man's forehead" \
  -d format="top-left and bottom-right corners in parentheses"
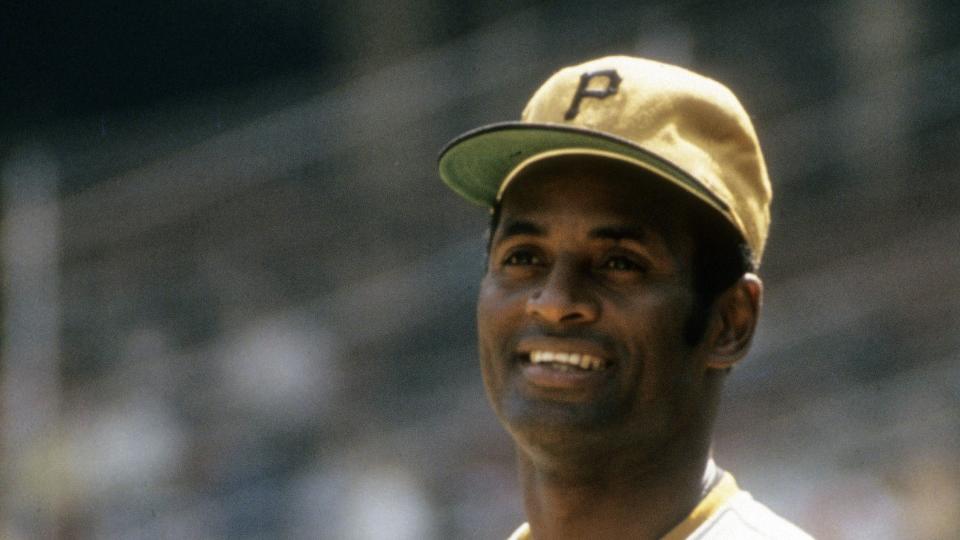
top-left (498, 168), bottom-right (687, 230)
top-left (494, 194), bottom-right (691, 262)
top-left (496, 213), bottom-right (651, 242)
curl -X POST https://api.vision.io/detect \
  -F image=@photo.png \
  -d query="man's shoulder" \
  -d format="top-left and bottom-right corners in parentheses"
top-left (688, 489), bottom-right (813, 540)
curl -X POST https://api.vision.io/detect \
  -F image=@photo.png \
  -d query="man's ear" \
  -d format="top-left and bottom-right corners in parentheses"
top-left (705, 273), bottom-right (762, 369)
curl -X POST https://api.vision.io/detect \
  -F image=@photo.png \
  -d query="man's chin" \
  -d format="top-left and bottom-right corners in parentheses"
top-left (497, 393), bottom-right (626, 450)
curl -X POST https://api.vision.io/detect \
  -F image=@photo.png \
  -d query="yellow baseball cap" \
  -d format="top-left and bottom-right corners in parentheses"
top-left (438, 55), bottom-right (772, 266)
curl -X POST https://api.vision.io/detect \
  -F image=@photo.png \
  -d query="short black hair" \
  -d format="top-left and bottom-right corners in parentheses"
top-left (683, 204), bottom-right (755, 343)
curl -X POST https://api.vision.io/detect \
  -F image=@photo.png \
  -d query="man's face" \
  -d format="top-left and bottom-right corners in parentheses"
top-left (477, 160), bottom-right (717, 457)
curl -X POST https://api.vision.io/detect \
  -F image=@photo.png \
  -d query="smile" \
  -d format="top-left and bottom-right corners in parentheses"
top-left (529, 350), bottom-right (608, 371)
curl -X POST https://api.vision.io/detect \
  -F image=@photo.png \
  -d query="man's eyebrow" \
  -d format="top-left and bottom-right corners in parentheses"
top-left (589, 225), bottom-right (648, 242)
top-left (499, 219), bottom-right (545, 240)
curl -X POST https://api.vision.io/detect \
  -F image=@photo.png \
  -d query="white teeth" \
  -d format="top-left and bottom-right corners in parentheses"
top-left (529, 350), bottom-right (606, 371)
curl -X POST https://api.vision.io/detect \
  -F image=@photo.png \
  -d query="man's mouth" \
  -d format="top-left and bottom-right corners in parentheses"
top-left (526, 350), bottom-right (609, 372)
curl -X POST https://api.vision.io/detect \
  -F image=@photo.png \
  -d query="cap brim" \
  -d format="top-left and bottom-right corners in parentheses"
top-left (438, 122), bottom-right (730, 216)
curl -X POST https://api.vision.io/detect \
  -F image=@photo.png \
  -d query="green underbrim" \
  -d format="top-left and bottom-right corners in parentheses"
top-left (437, 122), bottom-right (730, 216)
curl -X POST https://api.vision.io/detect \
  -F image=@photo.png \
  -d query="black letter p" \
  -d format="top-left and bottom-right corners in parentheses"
top-left (564, 69), bottom-right (622, 120)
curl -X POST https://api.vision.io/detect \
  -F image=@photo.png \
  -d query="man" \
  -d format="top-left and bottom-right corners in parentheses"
top-left (438, 56), bottom-right (813, 539)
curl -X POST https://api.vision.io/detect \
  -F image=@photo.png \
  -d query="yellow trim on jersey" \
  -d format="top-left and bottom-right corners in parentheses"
top-left (505, 472), bottom-right (740, 540)
top-left (661, 472), bottom-right (739, 540)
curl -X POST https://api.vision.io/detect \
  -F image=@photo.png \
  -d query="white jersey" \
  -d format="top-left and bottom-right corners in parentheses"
top-left (507, 469), bottom-right (812, 539)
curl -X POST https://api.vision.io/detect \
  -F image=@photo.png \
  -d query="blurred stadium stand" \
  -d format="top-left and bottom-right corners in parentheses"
top-left (2, 1), bottom-right (958, 538)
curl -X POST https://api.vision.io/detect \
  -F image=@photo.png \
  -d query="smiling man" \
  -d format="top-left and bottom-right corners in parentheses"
top-left (438, 56), bottom-right (812, 539)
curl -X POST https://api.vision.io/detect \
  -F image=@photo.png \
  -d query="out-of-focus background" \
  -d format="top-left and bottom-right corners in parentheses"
top-left (2, 1), bottom-right (958, 538)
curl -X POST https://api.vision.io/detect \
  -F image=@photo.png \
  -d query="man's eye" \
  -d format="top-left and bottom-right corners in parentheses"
top-left (503, 250), bottom-right (541, 266)
top-left (601, 255), bottom-right (643, 271)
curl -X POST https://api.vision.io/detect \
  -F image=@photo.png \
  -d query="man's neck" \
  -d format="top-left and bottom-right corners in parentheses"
top-left (517, 448), bottom-right (715, 540)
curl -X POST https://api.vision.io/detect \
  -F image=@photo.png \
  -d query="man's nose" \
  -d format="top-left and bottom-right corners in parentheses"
top-left (525, 259), bottom-right (600, 325)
